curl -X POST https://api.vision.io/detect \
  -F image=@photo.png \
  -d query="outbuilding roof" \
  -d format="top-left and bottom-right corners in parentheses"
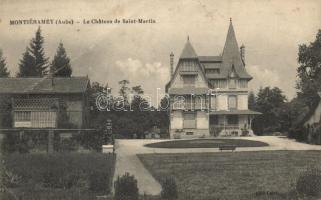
top-left (0, 77), bottom-right (89, 94)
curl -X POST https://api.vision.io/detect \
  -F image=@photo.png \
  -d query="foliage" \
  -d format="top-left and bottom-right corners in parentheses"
top-left (2, 153), bottom-right (115, 196)
top-left (50, 42), bottom-right (72, 77)
top-left (88, 80), bottom-right (169, 139)
top-left (296, 29), bottom-right (321, 109)
top-left (0, 49), bottom-right (10, 77)
top-left (144, 139), bottom-right (268, 148)
top-left (17, 27), bottom-right (48, 77)
top-left (161, 177), bottom-right (178, 200)
top-left (251, 87), bottom-right (287, 135)
top-left (296, 167), bottom-right (321, 197)
top-left (114, 172), bottom-right (139, 200)
top-left (248, 91), bottom-right (256, 110)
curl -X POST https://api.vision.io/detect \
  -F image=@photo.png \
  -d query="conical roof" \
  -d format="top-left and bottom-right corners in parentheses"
top-left (222, 19), bottom-right (252, 79)
top-left (180, 37), bottom-right (198, 59)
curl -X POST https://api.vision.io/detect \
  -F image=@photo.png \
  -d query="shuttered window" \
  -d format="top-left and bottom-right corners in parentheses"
top-left (228, 95), bottom-right (237, 110)
top-left (183, 112), bottom-right (196, 129)
top-left (14, 111), bottom-right (31, 122)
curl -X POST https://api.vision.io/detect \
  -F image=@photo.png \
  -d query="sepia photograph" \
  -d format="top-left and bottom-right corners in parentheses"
top-left (0, 0), bottom-right (321, 199)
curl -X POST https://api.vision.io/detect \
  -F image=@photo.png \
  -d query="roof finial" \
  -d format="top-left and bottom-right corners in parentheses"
top-left (230, 17), bottom-right (232, 23)
top-left (187, 35), bottom-right (189, 41)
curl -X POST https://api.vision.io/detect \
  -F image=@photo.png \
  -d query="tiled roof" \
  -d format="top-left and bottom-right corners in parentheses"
top-left (198, 56), bottom-right (222, 62)
top-left (180, 39), bottom-right (198, 59)
top-left (221, 20), bottom-right (252, 79)
top-left (0, 77), bottom-right (89, 94)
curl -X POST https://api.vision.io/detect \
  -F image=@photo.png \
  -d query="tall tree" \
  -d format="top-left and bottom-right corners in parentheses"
top-left (50, 42), bottom-right (72, 77)
top-left (0, 50), bottom-right (10, 77)
top-left (17, 48), bottom-right (37, 77)
top-left (17, 27), bottom-right (49, 77)
top-left (296, 29), bottom-right (321, 109)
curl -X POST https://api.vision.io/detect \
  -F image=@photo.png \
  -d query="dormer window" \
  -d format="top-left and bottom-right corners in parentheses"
top-left (183, 75), bottom-right (196, 87)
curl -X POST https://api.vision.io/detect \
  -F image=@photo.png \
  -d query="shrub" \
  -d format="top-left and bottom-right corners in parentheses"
top-left (3, 153), bottom-right (114, 195)
top-left (161, 177), bottom-right (178, 200)
top-left (296, 167), bottom-right (321, 197)
top-left (114, 172), bottom-right (139, 200)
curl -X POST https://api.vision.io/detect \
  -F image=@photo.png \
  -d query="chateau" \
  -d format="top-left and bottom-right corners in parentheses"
top-left (166, 19), bottom-right (261, 138)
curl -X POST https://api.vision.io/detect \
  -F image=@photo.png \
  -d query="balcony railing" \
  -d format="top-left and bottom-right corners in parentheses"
top-left (172, 103), bottom-right (208, 110)
top-left (210, 124), bottom-right (240, 130)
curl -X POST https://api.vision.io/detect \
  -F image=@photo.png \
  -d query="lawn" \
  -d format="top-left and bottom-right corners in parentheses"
top-left (1, 152), bottom-right (116, 200)
top-left (138, 151), bottom-right (321, 200)
top-left (144, 138), bottom-right (268, 148)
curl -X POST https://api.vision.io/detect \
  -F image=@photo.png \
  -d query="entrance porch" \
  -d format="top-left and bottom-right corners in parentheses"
top-left (209, 110), bottom-right (261, 136)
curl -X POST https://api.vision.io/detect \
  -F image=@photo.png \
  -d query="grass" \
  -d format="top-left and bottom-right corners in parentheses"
top-left (1, 152), bottom-right (116, 200)
top-left (144, 139), bottom-right (268, 148)
top-left (138, 151), bottom-right (321, 200)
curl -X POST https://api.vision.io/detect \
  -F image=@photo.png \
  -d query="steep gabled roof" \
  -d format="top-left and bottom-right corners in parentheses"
top-left (166, 38), bottom-right (209, 92)
top-left (221, 19), bottom-right (252, 79)
top-left (0, 77), bottom-right (89, 94)
top-left (180, 37), bottom-right (198, 59)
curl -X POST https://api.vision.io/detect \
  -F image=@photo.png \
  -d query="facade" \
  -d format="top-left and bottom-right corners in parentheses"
top-left (0, 76), bottom-right (90, 129)
top-left (166, 20), bottom-right (260, 138)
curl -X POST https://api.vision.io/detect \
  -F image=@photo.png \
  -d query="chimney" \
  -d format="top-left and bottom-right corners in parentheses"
top-left (170, 52), bottom-right (174, 79)
top-left (48, 67), bottom-right (54, 86)
top-left (240, 44), bottom-right (245, 66)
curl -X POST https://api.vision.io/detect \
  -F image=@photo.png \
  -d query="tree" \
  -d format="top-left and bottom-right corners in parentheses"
top-left (17, 48), bottom-right (36, 77)
top-left (248, 91), bottom-right (256, 110)
top-left (30, 27), bottom-right (49, 76)
top-left (0, 50), bottom-right (9, 77)
top-left (50, 42), bottom-right (72, 77)
top-left (252, 87), bottom-right (287, 135)
top-left (17, 27), bottom-right (48, 77)
top-left (118, 79), bottom-right (130, 106)
top-left (296, 29), bottom-right (321, 109)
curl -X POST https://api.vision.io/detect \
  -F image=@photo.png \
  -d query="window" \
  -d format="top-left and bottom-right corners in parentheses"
top-left (14, 111), bottom-right (31, 122)
top-left (229, 79), bottom-right (237, 89)
top-left (228, 95), bottom-right (237, 110)
top-left (180, 61), bottom-right (197, 72)
top-left (183, 112), bottom-right (196, 129)
top-left (172, 96), bottom-right (185, 109)
top-left (239, 80), bottom-right (248, 88)
top-left (210, 96), bottom-right (216, 110)
top-left (210, 115), bottom-right (219, 125)
top-left (227, 115), bottom-right (239, 125)
top-left (183, 75), bottom-right (196, 86)
top-left (210, 80), bottom-right (227, 89)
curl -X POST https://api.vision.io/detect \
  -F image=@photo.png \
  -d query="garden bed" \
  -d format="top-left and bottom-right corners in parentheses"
top-left (144, 138), bottom-right (268, 148)
top-left (1, 152), bottom-right (116, 200)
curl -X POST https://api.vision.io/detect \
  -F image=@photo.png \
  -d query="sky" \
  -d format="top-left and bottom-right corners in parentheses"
top-left (0, 0), bottom-right (320, 104)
